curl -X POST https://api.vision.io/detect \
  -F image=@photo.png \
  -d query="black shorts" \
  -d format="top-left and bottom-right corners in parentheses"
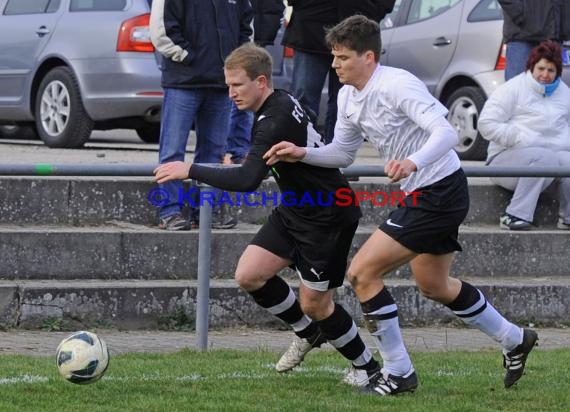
top-left (250, 210), bottom-right (358, 291)
top-left (380, 168), bottom-right (469, 254)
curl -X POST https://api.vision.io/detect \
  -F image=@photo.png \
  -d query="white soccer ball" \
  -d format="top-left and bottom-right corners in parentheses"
top-left (56, 331), bottom-right (110, 384)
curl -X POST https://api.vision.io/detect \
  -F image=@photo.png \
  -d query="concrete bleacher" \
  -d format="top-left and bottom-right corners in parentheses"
top-left (0, 175), bottom-right (568, 331)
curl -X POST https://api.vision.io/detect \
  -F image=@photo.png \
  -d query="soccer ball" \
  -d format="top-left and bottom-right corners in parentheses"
top-left (56, 331), bottom-right (110, 384)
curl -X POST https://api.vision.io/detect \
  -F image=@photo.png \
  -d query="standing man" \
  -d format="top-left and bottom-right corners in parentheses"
top-left (265, 15), bottom-right (538, 395)
top-left (251, 0), bottom-right (286, 47)
top-left (282, 0), bottom-right (395, 144)
top-left (224, 0), bottom-right (286, 166)
top-left (498, 0), bottom-right (570, 80)
top-left (154, 43), bottom-right (382, 383)
top-left (150, 0), bottom-right (253, 230)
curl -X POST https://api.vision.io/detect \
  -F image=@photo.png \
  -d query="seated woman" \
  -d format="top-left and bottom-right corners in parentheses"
top-left (479, 40), bottom-right (570, 230)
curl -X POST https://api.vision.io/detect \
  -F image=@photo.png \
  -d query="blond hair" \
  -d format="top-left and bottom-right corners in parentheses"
top-left (225, 43), bottom-right (273, 86)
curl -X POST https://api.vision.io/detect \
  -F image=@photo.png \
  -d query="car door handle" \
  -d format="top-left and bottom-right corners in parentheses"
top-left (381, 48), bottom-right (387, 55)
top-left (36, 26), bottom-right (50, 37)
top-left (433, 37), bottom-right (452, 46)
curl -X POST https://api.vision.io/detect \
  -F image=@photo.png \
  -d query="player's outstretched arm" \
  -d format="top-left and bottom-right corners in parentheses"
top-left (263, 141), bottom-right (306, 165)
top-left (154, 161), bottom-right (191, 184)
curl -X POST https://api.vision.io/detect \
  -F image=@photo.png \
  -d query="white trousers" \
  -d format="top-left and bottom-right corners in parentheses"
top-left (488, 147), bottom-right (570, 223)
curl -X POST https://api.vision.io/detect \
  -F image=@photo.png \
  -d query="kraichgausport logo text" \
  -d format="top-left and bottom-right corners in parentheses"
top-left (147, 188), bottom-right (422, 208)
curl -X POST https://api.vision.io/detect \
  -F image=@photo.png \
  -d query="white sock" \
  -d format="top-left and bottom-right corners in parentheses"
top-left (453, 289), bottom-right (523, 351)
top-left (365, 306), bottom-right (413, 376)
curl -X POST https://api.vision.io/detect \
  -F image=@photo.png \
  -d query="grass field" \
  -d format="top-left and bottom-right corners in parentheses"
top-left (1, 348), bottom-right (569, 412)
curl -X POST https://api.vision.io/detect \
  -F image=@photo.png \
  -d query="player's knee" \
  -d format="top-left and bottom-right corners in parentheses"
top-left (300, 299), bottom-right (330, 321)
top-left (346, 261), bottom-right (362, 286)
top-left (346, 263), bottom-right (369, 288)
top-left (234, 269), bottom-right (254, 290)
top-left (417, 284), bottom-right (445, 302)
top-left (346, 268), bottom-right (358, 287)
top-left (417, 285), bottom-right (432, 298)
top-left (299, 300), bottom-right (317, 318)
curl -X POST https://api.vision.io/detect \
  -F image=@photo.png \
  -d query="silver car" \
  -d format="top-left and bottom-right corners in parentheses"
top-left (0, 0), bottom-right (162, 147)
top-left (380, 0), bottom-right (570, 160)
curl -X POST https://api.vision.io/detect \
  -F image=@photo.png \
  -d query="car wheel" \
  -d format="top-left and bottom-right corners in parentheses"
top-left (35, 66), bottom-right (94, 148)
top-left (136, 123), bottom-right (160, 143)
top-left (0, 124), bottom-right (38, 140)
top-left (445, 86), bottom-right (488, 161)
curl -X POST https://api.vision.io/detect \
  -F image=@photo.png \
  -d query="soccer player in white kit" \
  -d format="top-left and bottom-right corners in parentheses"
top-left (264, 15), bottom-right (538, 396)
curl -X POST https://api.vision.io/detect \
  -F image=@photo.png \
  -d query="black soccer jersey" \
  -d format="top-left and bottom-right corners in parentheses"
top-left (190, 89), bottom-right (361, 228)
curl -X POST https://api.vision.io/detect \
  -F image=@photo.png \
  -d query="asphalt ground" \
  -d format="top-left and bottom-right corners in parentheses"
top-left (1, 327), bottom-right (569, 357)
top-left (0, 130), bottom-right (486, 177)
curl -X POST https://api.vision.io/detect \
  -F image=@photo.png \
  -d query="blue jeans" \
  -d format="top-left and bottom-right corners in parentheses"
top-left (291, 50), bottom-right (341, 144)
top-left (158, 87), bottom-right (231, 220)
top-left (225, 102), bottom-right (253, 163)
top-left (505, 41), bottom-right (537, 80)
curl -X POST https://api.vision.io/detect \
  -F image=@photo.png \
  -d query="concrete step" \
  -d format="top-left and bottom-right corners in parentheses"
top-left (1, 224), bottom-right (569, 279)
top-left (1, 278), bottom-right (568, 330)
top-left (0, 177), bottom-right (563, 228)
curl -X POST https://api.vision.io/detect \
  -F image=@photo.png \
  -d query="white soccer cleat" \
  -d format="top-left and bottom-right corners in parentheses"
top-left (275, 336), bottom-right (315, 373)
top-left (342, 365), bottom-right (378, 387)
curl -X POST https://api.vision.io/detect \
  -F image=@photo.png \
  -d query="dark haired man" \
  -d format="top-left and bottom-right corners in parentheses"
top-left (265, 15), bottom-right (538, 395)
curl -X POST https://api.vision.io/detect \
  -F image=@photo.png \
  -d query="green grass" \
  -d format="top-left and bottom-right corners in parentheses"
top-left (1, 349), bottom-right (569, 412)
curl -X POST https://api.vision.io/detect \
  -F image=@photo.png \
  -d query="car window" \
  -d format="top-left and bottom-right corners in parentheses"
top-left (406, 0), bottom-right (461, 24)
top-left (380, 0), bottom-right (403, 29)
top-left (3, 0), bottom-right (59, 15)
top-left (46, 0), bottom-right (62, 13)
top-left (468, 0), bottom-right (502, 22)
top-left (70, 0), bottom-right (126, 12)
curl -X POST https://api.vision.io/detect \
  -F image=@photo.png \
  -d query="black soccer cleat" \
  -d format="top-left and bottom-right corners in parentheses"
top-left (364, 368), bottom-right (419, 396)
top-left (503, 328), bottom-right (539, 388)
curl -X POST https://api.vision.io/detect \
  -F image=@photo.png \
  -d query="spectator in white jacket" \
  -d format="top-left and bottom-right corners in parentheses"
top-left (479, 40), bottom-right (570, 230)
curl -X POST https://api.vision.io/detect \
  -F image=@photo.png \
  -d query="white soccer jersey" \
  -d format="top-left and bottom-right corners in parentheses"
top-left (304, 65), bottom-right (460, 192)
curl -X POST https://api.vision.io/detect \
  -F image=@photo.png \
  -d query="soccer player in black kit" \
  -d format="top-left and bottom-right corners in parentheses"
top-left (154, 43), bottom-right (381, 385)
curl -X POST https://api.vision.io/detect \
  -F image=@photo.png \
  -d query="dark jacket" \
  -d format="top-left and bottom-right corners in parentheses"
top-left (251, 0), bottom-right (286, 46)
top-left (498, 0), bottom-right (570, 43)
top-left (338, 0), bottom-right (396, 22)
top-left (563, 1), bottom-right (570, 40)
top-left (283, 0), bottom-right (395, 54)
top-left (150, 0), bottom-right (253, 89)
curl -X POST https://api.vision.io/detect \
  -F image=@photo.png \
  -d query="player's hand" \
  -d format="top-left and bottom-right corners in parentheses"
top-left (384, 159), bottom-right (417, 183)
top-left (263, 141), bottom-right (306, 165)
top-left (154, 161), bottom-right (191, 184)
